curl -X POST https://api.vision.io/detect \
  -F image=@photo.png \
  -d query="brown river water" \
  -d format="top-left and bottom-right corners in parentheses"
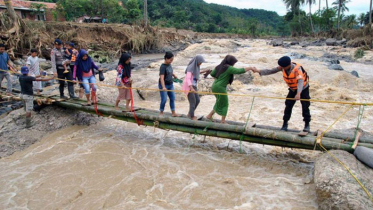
top-left (1, 39), bottom-right (373, 209)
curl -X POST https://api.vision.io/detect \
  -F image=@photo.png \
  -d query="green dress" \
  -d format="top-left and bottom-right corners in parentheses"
top-left (210, 66), bottom-right (246, 116)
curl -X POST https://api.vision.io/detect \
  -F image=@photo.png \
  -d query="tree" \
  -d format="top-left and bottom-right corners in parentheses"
top-left (306, 0), bottom-right (315, 33)
top-left (144, 0), bottom-right (148, 26)
top-left (358, 13), bottom-right (365, 26)
top-left (283, 0), bottom-right (305, 34)
top-left (333, 0), bottom-right (350, 30)
top-left (4, 0), bottom-right (20, 34)
top-left (126, 0), bottom-right (141, 22)
top-left (369, 0), bottom-right (373, 25)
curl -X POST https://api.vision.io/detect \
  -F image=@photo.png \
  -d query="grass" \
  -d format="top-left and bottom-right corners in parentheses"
top-left (354, 48), bottom-right (365, 59)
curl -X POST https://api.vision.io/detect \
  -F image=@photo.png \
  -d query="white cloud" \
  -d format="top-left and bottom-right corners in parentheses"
top-left (204, 0), bottom-right (370, 16)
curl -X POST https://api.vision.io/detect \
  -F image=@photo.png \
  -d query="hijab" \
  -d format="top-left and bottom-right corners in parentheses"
top-left (214, 55), bottom-right (238, 85)
top-left (76, 49), bottom-right (92, 73)
top-left (118, 53), bottom-right (132, 79)
top-left (185, 55), bottom-right (205, 80)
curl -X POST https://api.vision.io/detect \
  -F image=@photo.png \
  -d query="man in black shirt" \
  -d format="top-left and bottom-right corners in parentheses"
top-left (19, 66), bottom-right (54, 128)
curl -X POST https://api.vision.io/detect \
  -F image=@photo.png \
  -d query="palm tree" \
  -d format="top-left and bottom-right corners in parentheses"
top-left (144, 0), bottom-right (148, 26)
top-left (306, 0), bottom-right (316, 33)
top-left (333, 0), bottom-right (350, 30)
top-left (358, 13), bottom-right (365, 26)
top-left (369, 0), bottom-right (372, 27)
top-left (283, 0), bottom-right (305, 34)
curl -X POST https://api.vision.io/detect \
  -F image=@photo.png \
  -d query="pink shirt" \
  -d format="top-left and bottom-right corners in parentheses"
top-left (182, 72), bottom-right (193, 95)
top-left (82, 70), bottom-right (93, 78)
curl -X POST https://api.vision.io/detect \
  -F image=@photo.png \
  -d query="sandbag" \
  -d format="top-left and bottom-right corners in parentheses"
top-left (98, 71), bottom-right (105, 81)
top-left (354, 146), bottom-right (373, 169)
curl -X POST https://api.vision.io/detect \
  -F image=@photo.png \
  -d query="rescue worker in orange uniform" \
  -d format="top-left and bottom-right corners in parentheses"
top-left (252, 56), bottom-right (311, 132)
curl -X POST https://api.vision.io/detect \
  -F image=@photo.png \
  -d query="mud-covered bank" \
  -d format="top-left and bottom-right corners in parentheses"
top-left (0, 106), bottom-right (99, 158)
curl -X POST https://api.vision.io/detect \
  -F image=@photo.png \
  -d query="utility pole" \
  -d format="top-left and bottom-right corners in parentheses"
top-left (144, 0), bottom-right (148, 26)
top-left (100, 0), bottom-right (103, 20)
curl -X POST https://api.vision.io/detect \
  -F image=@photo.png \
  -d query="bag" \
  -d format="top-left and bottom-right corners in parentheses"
top-left (99, 70), bottom-right (105, 81)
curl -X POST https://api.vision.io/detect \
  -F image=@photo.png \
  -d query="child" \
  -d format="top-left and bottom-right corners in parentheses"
top-left (26, 49), bottom-right (42, 95)
top-left (63, 42), bottom-right (72, 73)
top-left (19, 66), bottom-right (54, 128)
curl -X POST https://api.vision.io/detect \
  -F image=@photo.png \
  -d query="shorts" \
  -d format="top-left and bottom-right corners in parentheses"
top-left (21, 94), bottom-right (34, 112)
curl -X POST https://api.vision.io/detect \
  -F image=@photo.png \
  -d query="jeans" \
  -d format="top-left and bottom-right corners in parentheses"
top-left (0, 71), bottom-right (12, 93)
top-left (188, 86), bottom-right (200, 118)
top-left (82, 76), bottom-right (97, 94)
top-left (283, 86), bottom-right (311, 123)
top-left (159, 83), bottom-right (175, 112)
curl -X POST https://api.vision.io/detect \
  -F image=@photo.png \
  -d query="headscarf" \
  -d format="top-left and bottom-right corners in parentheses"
top-left (214, 55), bottom-right (238, 85)
top-left (118, 53), bottom-right (132, 79)
top-left (185, 55), bottom-right (205, 80)
top-left (76, 49), bottom-right (92, 73)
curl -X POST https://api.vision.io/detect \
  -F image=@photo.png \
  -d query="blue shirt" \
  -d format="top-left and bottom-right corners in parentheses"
top-left (0, 52), bottom-right (10, 71)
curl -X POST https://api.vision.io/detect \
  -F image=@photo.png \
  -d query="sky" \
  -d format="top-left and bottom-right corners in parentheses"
top-left (204, 0), bottom-right (370, 16)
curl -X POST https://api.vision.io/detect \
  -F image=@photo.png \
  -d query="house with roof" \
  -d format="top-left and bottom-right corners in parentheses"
top-left (0, 0), bottom-right (65, 21)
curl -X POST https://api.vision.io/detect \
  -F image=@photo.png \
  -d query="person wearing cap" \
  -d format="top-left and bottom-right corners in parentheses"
top-left (51, 39), bottom-right (78, 100)
top-left (252, 56), bottom-right (311, 132)
top-left (19, 66), bottom-right (54, 128)
top-left (0, 43), bottom-right (16, 95)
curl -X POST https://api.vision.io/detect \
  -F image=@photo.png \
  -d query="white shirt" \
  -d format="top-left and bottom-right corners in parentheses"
top-left (27, 56), bottom-right (40, 75)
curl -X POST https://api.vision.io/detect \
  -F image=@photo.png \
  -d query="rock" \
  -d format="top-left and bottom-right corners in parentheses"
top-left (315, 150), bottom-right (373, 210)
top-left (351, 71), bottom-right (360, 78)
top-left (326, 38), bottom-right (337, 46)
top-left (289, 52), bottom-right (306, 59)
top-left (235, 73), bottom-right (254, 84)
top-left (328, 64), bottom-right (344, 71)
top-left (40, 61), bottom-right (52, 70)
top-left (282, 43), bottom-right (291, 48)
top-left (330, 60), bottom-right (340, 64)
top-left (204, 46), bottom-right (211, 50)
top-left (272, 39), bottom-right (283, 47)
top-left (300, 41), bottom-right (310, 47)
top-left (290, 41), bottom-right (299, 45)
top-left (13, 60), bottom-right (23, 65)
top-left (336, 38), bottom-right (347, 45)
top-left (311, 40), bottom-right (324, 46)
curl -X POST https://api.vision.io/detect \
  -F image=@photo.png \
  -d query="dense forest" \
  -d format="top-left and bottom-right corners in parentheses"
top-left (29, 0), bottom-right (373, 36)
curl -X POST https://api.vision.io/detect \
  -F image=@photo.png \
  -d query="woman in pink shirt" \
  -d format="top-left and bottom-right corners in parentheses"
top-left (73, 49), bottom-right (99, 106)
top-left (182, 55), bottom-right (207, 120)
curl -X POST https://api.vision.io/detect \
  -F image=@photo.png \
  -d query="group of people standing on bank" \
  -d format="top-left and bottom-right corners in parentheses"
top-left (153, 52), bottom-right (311, 132)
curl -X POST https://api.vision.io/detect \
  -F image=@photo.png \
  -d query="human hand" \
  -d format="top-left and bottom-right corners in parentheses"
top-left (162, 87), bottom-right (167, 91)
top-left (295, 94), bottom-right (301, 101)
top-left (54, 72), bottom-right (57, 77)
top-left (190, 87), bottom-right (195, 92)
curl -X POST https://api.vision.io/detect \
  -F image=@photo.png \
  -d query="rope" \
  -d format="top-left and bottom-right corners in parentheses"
top-left (352, 105), bottom-right (365, 148)
top-left (240, 96), bottom-right (255, 153)
top-left (3, 69), bottom-right (373, 106)
top-left (319, 105), bottom-right (354, 141)
top-left (129, 85), bottom-right (143, 126)
top-left (318, 143), bottom-right (373, 204)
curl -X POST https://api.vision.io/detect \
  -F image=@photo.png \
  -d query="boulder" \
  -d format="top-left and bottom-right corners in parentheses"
top-left (40, 61), bottom-right (52, 70)
top-left (315, 150), bottom-right (373, 210)
top-left (235, 72), bottom-right (254, 84)
top-left (290, 41), bottom-right (299, 45)
top-left (330, 60), bottom-right (340, 64)
top-left (300, 41), bottom-right (310, 47)
top-left (289, 52), bottom-right (306, 59)
top-left (336, 38), bottom-right (347, 45)
top-left (272, 39), bottom-right (283, 47)
top-left (204, 46), bottom-right (211, 50)
top-left (328, 64), bottom-right (344, 71)
top-left (326, 38), bottom-right (337, 46)
top-left (282, 43), bottom-right (291, 48)
top-left (354, 146), bottom-right (373, 168)
top-left (351, 71), bottom-right (360, 78)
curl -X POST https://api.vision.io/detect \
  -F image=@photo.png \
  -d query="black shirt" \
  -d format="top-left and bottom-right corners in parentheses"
top-left (159, 63), bottom-right (173, 85)
top-left (19, 75), bottom-right (36, 96)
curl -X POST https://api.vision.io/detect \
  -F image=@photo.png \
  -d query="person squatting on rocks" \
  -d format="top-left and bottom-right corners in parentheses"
top-left (51, 39), bottom-right (78, 100)
top-left (206, 55), bottom-right (256, 124)
top-left (182, 55), bottom-right (209, 121)
top-left (27, 49), bottom-right (42, 95)
top-left (19, 66), bottom-right (54, 128)
top-left (73, 49), bottom-right (99, 106)
top-left (0, 43), bottom-right (16, 95)
top-left (252, 56), bottom-right (311, 132)
top-left (115, 53), bottom-right (133, 111)
top-left (158, 51), bottom-right (180, 117)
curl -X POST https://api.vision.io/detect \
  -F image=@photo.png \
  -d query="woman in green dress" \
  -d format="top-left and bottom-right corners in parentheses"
top-left (206, 55), bottom-right (256, 123)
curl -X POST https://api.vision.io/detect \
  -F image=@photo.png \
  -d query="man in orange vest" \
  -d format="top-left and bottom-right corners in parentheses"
top-left (252, 56), bottom-right (311, 132)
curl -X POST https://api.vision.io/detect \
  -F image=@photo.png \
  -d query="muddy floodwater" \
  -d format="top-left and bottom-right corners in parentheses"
top-left (1, 39), bottom-right (373, 209)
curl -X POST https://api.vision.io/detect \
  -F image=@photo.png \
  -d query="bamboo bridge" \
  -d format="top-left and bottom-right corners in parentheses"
top-left (1, 88), bottom-right (373, 153)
